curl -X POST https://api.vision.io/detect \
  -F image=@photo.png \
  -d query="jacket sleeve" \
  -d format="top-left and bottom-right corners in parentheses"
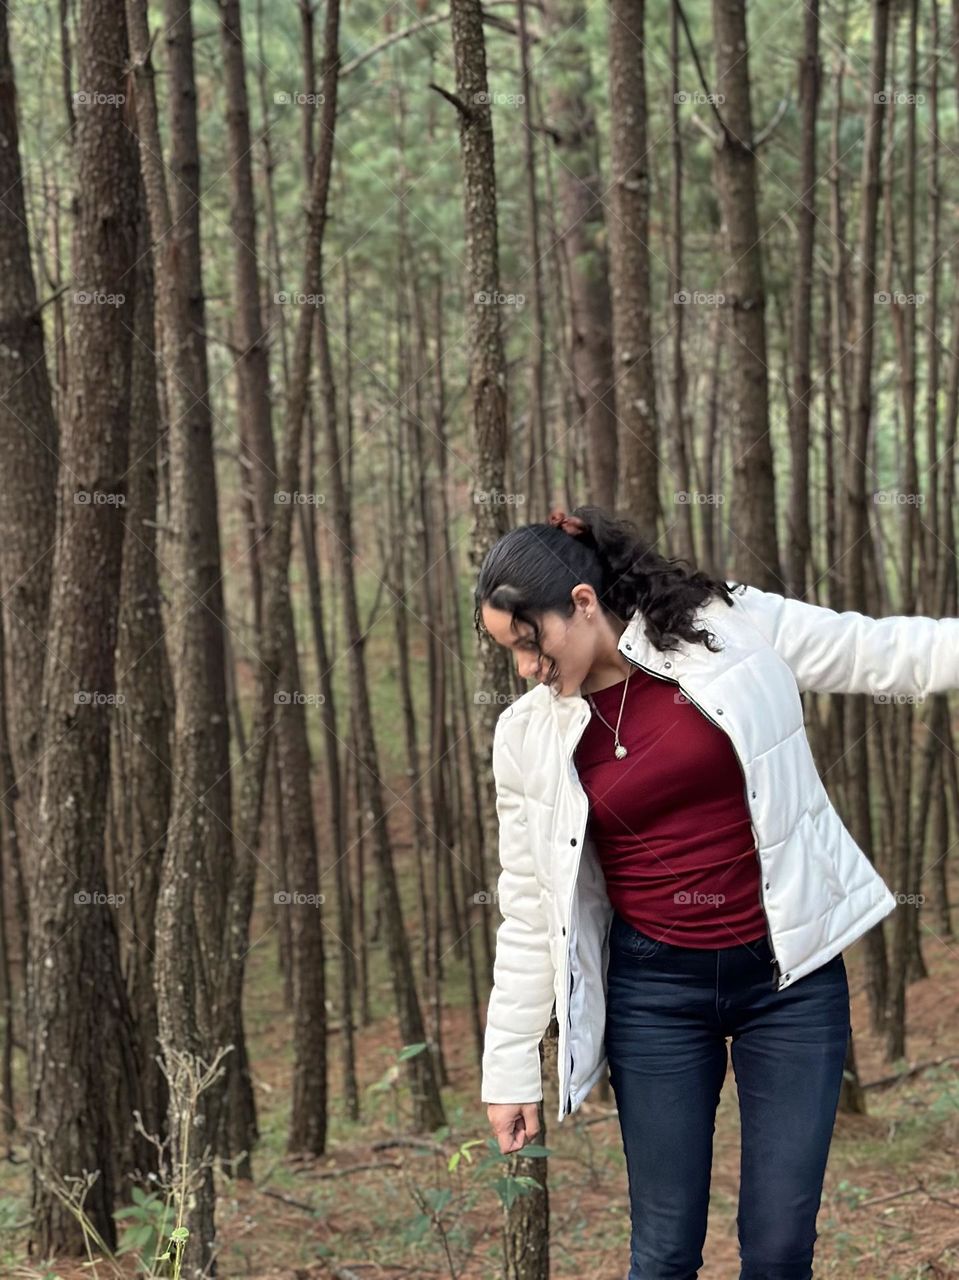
top-left (480, 716), bottom-right (557, 1106)
top-left (727, 581), bottom-right (959, 697)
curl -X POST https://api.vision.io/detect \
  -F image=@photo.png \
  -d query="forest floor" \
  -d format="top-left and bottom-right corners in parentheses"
top-left (213, 914), bottom-right (959, 1280)
top-left (4, 879), bottom-right (959, 1279)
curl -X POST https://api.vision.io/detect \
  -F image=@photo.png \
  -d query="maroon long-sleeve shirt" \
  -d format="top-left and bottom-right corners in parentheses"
top-left (572, 667), bottom-right (769, 950)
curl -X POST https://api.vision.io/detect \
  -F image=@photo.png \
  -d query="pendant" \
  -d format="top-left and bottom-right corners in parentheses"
top-left (614, 743), bottom-right (628, 759)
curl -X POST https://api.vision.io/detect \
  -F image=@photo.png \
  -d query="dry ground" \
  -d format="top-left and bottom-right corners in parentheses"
top-left (4, 890), bottom-right (959, 1280)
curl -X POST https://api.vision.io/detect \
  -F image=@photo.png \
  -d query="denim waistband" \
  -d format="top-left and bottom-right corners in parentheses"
top-left (608, 909), bottom-right (781, 989)
top-left (610, 909), bottom-right (770, 953)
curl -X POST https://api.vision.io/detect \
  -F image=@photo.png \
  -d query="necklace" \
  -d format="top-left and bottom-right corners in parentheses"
top-left (585, 666), bottom-right (632, 760)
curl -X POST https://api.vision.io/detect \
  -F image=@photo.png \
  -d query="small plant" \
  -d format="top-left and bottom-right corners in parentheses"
top-left (834, 1178), bottom-right (871, 1210)
top-left (154, 1224), bottom-right (190, 1276)
top-left (115, 1186), bottom-right (175, 1273)
top-left (29, 1044), bottom-right (229, 1280)
top-left (477, 1138), bottom-right (551, 1209)
top-left (367, 1041), bottom-right (432, 1130)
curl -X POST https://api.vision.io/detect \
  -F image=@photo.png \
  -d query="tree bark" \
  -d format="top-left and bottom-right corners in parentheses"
top-left (0, 0), bottom-right (58, 876)
top-left (843, 0), bottom-right (891, 1041)
top-left (786, 0), bottom-right (820, 597)
top-left (110, 180), bottom-right (173, 1172)
top-left (126, 0), bottom-right (235, 1266)
top-left (711, 0), bottom-right (784, 589)
top-left (27, 0), bottom-right (140, 1249)
top-left (607, 0), bottom-right (659, 538)
top-left (542, 0), bottom-right (617, 511)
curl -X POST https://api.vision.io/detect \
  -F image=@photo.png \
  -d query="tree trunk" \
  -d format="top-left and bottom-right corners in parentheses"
top-left (666, 0), bottom-right (694, 564)
top-left (517, 0), bottom-right (550, 515)
top-left (27, 0), bottom-right (140, 1250)
top-left (543, 0), bottom-right (616, 510)
top-left (711, 0), bottom-right (784, 589)
top-left (215, 0), bottom-right (327, 1167)
top-left (0, 0), bottom-right (58, 900)
top-left (126, 0), bottom-right (236, 1266)
top-left (110, 181), bottom-right (173, 1170)
top-left (607, 0), bottom-right (659, 539)
top-left (446, 0), bottom-right (546, 1269)
top-left (843, 0), bottom-right (891, 1041)
top-left (786, 0), bottom-right (820, 597)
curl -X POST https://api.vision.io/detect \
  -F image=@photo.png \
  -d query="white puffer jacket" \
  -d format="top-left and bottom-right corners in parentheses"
top-left (480, 582), bottom-right (959, 1123)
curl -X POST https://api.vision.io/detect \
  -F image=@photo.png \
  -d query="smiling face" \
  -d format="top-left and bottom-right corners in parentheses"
top-left (481, 593), bottom-right (598, 695)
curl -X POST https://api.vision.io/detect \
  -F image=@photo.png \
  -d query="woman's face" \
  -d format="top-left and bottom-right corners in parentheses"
top-left (481, 597), bottom-right (596, 695)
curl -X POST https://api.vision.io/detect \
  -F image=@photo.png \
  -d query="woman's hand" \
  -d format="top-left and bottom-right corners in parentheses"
top-left (487, 1101), bottom-right (541, 1154)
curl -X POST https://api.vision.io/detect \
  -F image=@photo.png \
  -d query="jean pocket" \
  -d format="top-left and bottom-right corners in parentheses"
top-left (610, 916), bottom-right (667, 960)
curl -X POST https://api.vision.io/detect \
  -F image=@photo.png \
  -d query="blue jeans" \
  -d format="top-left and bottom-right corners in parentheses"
top-left (604, 911), bottom-right (851, 1280)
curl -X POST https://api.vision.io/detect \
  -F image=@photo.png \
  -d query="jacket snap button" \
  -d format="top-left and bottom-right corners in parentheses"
top-left (751, 790), bottom-right (757, 798)
top-left (716, 708), bottom-right (723, 715)
top-left (562, 926), bottom-right (566, 935)
top-left (765, 881), bottom-right (770, 890)
top-left (784, 973), bottom-right (790, 980)
top-left (664, 661), bottom-right (671, 669)
top-left (625, 643), bottom-right (631, 650)
top-left (570, 837), bottom-right (577, 846)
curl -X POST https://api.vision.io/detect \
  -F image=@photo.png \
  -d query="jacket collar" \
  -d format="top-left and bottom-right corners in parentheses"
top-left (541, 607), bottom-right (650, 748)
top-left (542, 599), bottom-right (721, 751)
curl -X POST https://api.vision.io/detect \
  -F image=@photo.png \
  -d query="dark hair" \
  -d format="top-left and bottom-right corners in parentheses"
top-left (472, 505), bottom-right (735, 691)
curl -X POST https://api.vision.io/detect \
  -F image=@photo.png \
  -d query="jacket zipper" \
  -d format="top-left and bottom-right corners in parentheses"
top-left (618, 653), bottom-right (783, 991)
top-left (561, 728), bottom-right (592, 1117)
top-left (558, 648), bottom-right (785, 1118)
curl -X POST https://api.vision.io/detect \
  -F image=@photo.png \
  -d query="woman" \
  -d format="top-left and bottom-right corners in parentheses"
top-left (473, 505), bottom-right (959, 1280)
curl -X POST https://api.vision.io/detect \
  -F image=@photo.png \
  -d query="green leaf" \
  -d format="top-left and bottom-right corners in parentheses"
top-left (397, 1042), bottom-right (428, 1061)
top-left (449, 1137), bottom-right (485, 1170)
top-left (422, 1187), bottom-right (452, 1212)
top-left (170, 1226), bottom-right (190, 1241)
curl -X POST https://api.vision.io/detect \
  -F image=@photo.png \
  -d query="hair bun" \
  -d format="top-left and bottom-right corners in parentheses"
top-left (547, 508), bottom-right (588, 537)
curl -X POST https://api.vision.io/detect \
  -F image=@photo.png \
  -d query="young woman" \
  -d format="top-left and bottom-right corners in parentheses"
top-left (473, 505), bottom-right (959, 1280)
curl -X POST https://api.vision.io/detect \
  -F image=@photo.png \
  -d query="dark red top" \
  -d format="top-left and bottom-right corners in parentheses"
top-left (572, 667), bottom-right (768, 949)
